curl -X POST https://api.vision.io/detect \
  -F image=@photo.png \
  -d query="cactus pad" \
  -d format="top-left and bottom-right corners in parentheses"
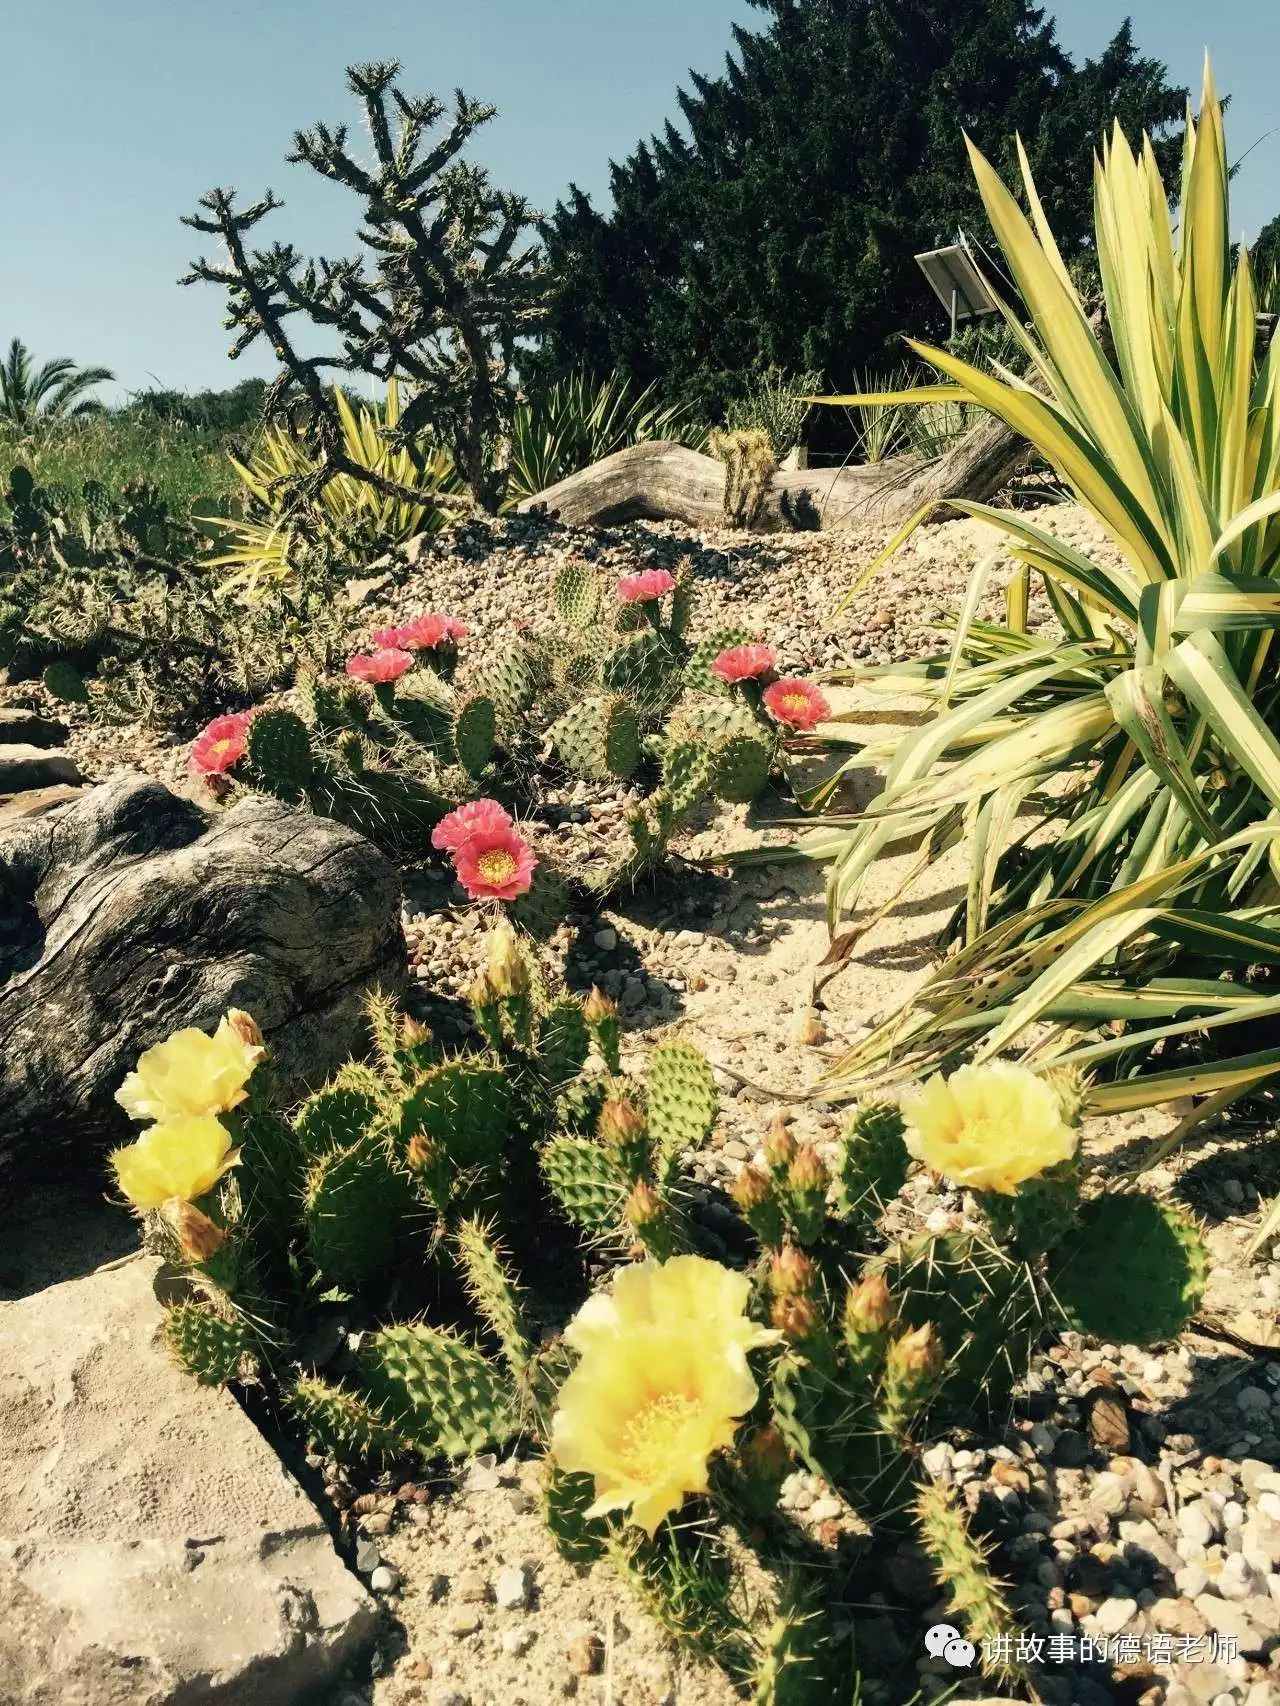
top-left (293, 1085), bottom-right (381, 1157)
top-left (541, 1135), bottom-right (628, 1232)
top-left (246, 708), bottom-right (314, 800)
top-left (451, 694), bottom-right (497, 777)
top-left (554, 559), bottom-right (602, 631)
top-left (835, 1102), bottom-right (910, 1226)
top-left (708, 733), bottom-right (772, 803)
top-left (360, 1323), bottom-right (516, 1459)
top-left (549, 694), bottom-right (641, 781)
top-left (686, 626), bottom-right (757, 694)
top-left (302, 1134), bottom-right (405, 1288)
top-left (399, 1060), bottom-right (511, 1178)
top-left (288, 1375), bottom-right (410, 1463)
top-left (1047, 1194), bottom-right (1207, 1345)
top-left (164, 1300), bottom-right (258, 1386)
top-left (646, 1040), bottom-right (718, 1179)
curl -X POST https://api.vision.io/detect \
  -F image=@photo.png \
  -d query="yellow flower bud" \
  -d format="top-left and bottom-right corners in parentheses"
top-left (485, 920), bottom-right (529, 997)
top-left (399, 1015), bottom-right (432, 1047)
top-left (787, 1144), bottom-right (829, 1196)
top-left (729, 1165), bottom-right (772, 1212)
top-left (598, 1098), bottom-right (647, 1148)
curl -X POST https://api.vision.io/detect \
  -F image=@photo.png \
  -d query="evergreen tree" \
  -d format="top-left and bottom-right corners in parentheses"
top-left (1253, 215), bottom-right (1280, 288)
top-left (536, 2), bottom-right (1186, 416)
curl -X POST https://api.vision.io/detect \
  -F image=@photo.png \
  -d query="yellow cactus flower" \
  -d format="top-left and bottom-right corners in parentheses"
top-left (116, 1011), bottom-right (266, 1124)
top-left (550, 1255), bottom-right (777, 1536)
top-left (901, 1061), bottom-right (1077, 1196)
top-left (109, 1115), bottom-right (239, 1211)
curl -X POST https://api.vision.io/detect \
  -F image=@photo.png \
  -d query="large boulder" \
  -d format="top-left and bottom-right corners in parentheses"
top-left (0, 1247), bottom-right (376, 1705)
top-left (0, 772), bottom-right (406, 1158)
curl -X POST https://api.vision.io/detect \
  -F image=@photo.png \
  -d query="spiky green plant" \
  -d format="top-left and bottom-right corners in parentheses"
top-left (804, 62), bottom-right (1280, 1125)
top-left (507, 370), bottom-right (707, 502)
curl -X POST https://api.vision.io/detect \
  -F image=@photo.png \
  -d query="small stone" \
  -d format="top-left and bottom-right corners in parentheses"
top-left (1178, 1501), bottom-right (1220, 1547)
top-left (1175, 1563), bottom-right (1211, 1599)
top-left (592, 927), bottom-right (618, 951)
top-left (355, 1537), bottom-right (381, 1574)
top-left (361, 1511), bottom-right (393, 1535)
top-left (1237, 1386), bottom-right (1272, 1418)
top-left (501, 1626), bottom-right (536, 1656)
top-left (1053, 1428), bottom-right (1089, 1467)
top-left (455, 1568), bottom-right (488, 1603)
top-left (808, 1497), bottom-right (842, 1524)
top-left (1094, 1596), bottom-right (1138, 1635)
top-left (370, 1564), bottom-right (400, 1593)
top-left (432, 1692), bottom-right (470, 1706)
top-left (566, 1633), bottom-right (604, 1675)
top-left (447, 1611), bottom-right (482, 1638)
top-left (1194, 1594), bottom-right (1263, 1652)
top-left (494, 1565), bottom-right (532, 1611)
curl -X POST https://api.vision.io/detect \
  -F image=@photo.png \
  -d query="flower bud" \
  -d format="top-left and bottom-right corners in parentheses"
top-left (730, 1165), bottom-right (772, 1212)
top-left (787, 1144), bottom-right (829, 1196)
top-left (843, 1272), bottom-right (895, 1338)
top-left (598, 1097), bottom-right (647, 1147)
top-left (625, 1178), bottom-right (664, 1227)
top-left (485, 920), bottom-right (529, 998)
top-left (583, 986), bottom-right (618, 1026)
top-left (763, 1113), bottom-right (797, 1175)
top-left (771, 1293), bottom-right (820, 1342)
top-left (739, 1425), bottom-right (789, 1485)
top-left (887, 1322), bottom-right (943, 1382)
top-left (164, 1199), bottom-right (227, 1264)
top-left (769, 1244), bottom-right (816, 1298)
top-left (406, 1131), bottom-right (442, 1173)
top-left (226, 1008), bottom-right (266, 1054)
top-left (399, 1015), bottom-right (432, 1047)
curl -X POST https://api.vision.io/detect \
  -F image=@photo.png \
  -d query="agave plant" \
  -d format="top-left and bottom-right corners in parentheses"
top-left (806, 62), bottom-right (1280, 1121)
top-left (506, 370), bottom-right (704, 502)
top-left (205, 381), bottom-right (456, 595)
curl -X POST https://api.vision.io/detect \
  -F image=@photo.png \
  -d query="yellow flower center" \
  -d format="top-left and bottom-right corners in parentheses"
top-left (618, 1392), bottom-right (700, 1481)
top-left (477, 848), bottom-right (517, 883)
top-left (211, 738), bottom-right (235, 760)
top-left (781, 694), bottom-right (808, 716)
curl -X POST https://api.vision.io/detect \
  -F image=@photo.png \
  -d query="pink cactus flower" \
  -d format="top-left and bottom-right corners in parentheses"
top-left (763, 677), bottom-right (831, 731)
top-left (453, 824), bottom-right (538, 901)
top-left (431, 798), bottom-right (514, 854)
top-left (189, 710), bottom-right (257, 775)
top-left (346, 647), bottom-right (415, 684)
top-left (372, 613), bottom-right (471, 651)
top-left (617, 569), bottom-right (676, 604)
top-left (713, 643), bottom-right (777, 685)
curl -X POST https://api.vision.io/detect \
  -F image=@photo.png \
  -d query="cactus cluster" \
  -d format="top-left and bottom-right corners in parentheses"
top-left (216, 555), bottom-right (785, 893)
top-left (118, 985), bottom-right (1214, 1702)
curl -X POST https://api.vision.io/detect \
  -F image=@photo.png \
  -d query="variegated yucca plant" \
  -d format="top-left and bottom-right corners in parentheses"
top-left (806, 62), bottom-right (1280, 1125)
top-left (204, 380), bottom-right (457, 596)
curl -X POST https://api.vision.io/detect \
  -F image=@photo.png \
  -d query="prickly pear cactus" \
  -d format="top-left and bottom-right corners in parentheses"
top-left (834, 1102), bottom-right (910, 1226)
top-left (646, 1040), bottom-right (718, 1179)
top-left (289, 1375), bottom-right (411, 1463)
top-left (163, 1299), bottom-right (259, 1386)
top-left (1047, 1194), bottom-right (1207, 1345)
top-left (554, 559), bottom-right (603, 631)
top-left (360, 1322), bottom-right (517, 1458)
top-left (540, 1135), bottom-right (628, 1233)
top-left (246, 707), bottom-right (315, 801)
top-left (549, 694), bottom-right (641, 781)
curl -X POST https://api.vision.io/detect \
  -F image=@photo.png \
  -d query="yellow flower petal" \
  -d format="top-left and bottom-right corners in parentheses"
top-left (551, 1256), bottom-right (776, 1536)
top-left (109, 1115), bottom-right (237, 1211)
top-left (116, 1013), bottom-right (265, 1123)
top-left (901, 1060), bottom-right (1077, 1195)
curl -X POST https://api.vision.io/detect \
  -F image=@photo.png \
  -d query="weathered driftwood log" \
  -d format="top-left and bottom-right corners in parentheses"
top-left (517, 412), bottom-right (1025, 533)
top-left (0, 774), bottom-right (406, 1158)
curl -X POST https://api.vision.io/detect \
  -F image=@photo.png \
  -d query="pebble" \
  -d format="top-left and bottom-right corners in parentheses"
top-left (1178, 1501), bottom-right (1221, 1547)
top-left (592, 927), bottom-right (617, 951)
top-left (566, 1633), bottom-right (605, 1675)
top-left (354, 1538), bottom-right (381, 1574)
top-left (370, 1564), bottom-right (401, 1594)
top-left (494, 1565), bottom-right (533, 1611)
top-left (1094, 1596), bottom-right (1137, 1635)
top-left (501, 1626), bottom-right (536, 1656)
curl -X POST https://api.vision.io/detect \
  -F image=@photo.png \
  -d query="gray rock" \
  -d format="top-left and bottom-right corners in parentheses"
top-left (0, 743), bottom-right (80, 793)
top-left (0, 709), bottom-right (68, 747)
top-left (0, 775), bottom-right (405, 1157)
top-left (0, 1254), bottom-right (374, 1705)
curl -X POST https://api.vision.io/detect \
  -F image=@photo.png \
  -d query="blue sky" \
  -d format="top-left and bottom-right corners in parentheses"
top-left (3, 1), bottom-right (1277, 400)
